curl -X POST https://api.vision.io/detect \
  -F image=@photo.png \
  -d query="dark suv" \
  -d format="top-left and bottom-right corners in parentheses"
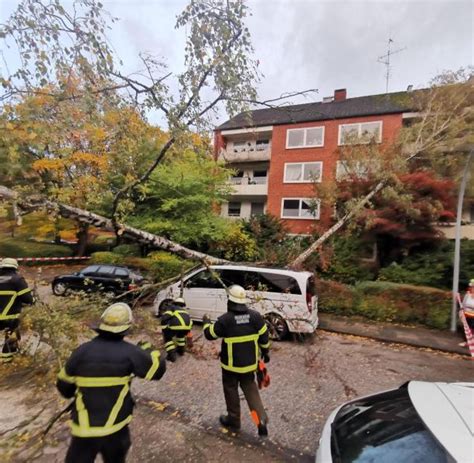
top-left (52, 265), bottom-right (144, 298)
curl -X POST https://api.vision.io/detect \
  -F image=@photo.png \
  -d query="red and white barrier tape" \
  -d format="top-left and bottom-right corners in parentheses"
top-left (457, 293), bottom-right (474, 359)
top-left (15, 256), bottom-right (90, 262)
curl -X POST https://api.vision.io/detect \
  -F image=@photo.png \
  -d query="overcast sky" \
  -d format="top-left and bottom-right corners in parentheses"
top-left (1, 0), bottom-right (472, 125)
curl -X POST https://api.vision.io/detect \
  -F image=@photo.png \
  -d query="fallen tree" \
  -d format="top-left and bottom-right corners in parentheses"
top-left (0, 185), bottom-right (227, 264)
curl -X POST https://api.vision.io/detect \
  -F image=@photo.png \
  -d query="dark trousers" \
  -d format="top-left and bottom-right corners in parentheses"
top-left (163, 328), bottom-right (189, 355)
top-left (222, 370), bottom-right (268, 428)
top-left (65, 426), bottom-right (131, 463)
top-left (0, 320), bottom-right (20, 361)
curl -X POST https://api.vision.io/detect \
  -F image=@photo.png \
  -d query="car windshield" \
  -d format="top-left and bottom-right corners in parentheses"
top-left (331, 386), bottom-right (454, 463)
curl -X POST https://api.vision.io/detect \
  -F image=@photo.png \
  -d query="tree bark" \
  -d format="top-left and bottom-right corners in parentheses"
top-left (76, 222), bottom-right (89, 257)
top-left (0, 186), bottom-right (228, 264)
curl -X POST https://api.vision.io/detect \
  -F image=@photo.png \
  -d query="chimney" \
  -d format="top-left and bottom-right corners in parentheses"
top-left (334, 88), bottom-right (347, 101)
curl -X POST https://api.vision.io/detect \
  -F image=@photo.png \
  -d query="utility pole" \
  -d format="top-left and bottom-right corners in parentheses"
top-left (377, 38), bottom-right (406, 93)
top-left (451, 150), bottom-right (473, 332)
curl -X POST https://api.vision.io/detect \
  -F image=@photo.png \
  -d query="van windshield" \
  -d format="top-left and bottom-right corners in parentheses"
top-left (219, 269), bottom-right (301, 294)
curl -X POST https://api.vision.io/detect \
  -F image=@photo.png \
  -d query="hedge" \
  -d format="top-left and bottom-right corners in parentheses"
top-left (0, 238), bottom-right (73, 258)
top-left (317, 279), bottom-right (451, 330)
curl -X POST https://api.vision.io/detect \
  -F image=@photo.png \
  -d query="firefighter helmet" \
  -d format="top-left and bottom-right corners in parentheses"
top-left (1, 258), bottom-right (19, 269)
top-left (469, 279), bottom-right (474, 287)
top-left (174, 297), bottom-right (186, 306)
top-left (98, 303), bottom-right (133, 333)
top-left (227, 285), bottom-right (249, 304)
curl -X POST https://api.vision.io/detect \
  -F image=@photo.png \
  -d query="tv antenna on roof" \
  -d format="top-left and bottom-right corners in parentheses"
top-left (377, 37), bottom-right (406, 93)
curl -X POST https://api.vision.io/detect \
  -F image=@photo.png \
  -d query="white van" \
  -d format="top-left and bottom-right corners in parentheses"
top-left (153, 264), bottom-right (318, 340)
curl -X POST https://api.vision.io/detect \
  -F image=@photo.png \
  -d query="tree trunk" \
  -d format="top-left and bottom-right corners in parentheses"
top-left (0, 186), bottom-right (228, 264)
top-left (289, 180), bottom-right (387, 269)
top-left (76, 222), bottom-right (89, 257)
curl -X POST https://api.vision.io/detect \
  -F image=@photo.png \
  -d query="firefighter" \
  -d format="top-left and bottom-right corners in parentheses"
top-left (202, 285), bottom-right (270, 437)
top-left (57, 302), bottom-right (166, 463)
top-left (160, 297), bottom-right (193, 362)
top-left (0, 258), bottom-right (33, 362)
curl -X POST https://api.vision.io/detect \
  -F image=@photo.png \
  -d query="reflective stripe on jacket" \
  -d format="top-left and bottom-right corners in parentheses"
top-left (204, 304), bottom-right (270, 373)
top-left (56, 334), bottom-right (166, 437)
top-left (161, 309), bottom-right (192, 330)
top-left (0, 272), bottom-right (33, 321)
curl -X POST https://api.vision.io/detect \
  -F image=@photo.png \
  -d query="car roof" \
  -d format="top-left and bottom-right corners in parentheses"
top-left (209, 264), bottom-right (313, 279)
top-left (408, 381), bottom-right (474, 462)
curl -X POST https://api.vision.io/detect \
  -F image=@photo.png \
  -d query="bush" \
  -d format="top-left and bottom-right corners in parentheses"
top-left (113, 244), bottom-right (142, 257)
top-left (378, 240), bottom-right (474, 289)
top-left (146, 251), bottom-right (193, 281)
top-left (0, 238), bottom-right (73, 258)
top-left (317, 279), bottom-right (451, 329)
top-left (89, 252), bottom-right (125, 266)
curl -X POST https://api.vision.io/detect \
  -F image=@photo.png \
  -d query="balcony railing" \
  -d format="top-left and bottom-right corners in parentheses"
top-left (218, 145), bottom-right (271, 162)
top-left (228, 176), bottom-right (268, 196)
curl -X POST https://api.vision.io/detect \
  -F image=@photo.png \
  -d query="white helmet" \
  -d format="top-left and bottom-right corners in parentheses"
top-left (1, 258), bottom-right (19, 269)
top-left (227, 285), bottom-right (249, 304)
top-left (174, 297), bottom-right (186, 306)
top-left (98, 303), bottom-right (133, 333)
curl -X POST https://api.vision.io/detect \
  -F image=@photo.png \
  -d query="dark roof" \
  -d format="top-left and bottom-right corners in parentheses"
top-left (217, 90), bottom-right (416, 130)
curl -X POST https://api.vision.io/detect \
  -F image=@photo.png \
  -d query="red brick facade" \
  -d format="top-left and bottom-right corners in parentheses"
top-left (266, 113), bottom-right (404, 234)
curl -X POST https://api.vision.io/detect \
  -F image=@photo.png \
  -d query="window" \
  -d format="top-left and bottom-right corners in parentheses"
top-left (230, 170), bottom-right (244, 184)
top-left (331, 387), bottom-right (454, 463)
top-left (251, 202), bottom-right (265, 216)
top-left (281, 198), bottom-right (320, 219)
top-left (97, 266), bottom-right (115, 276)
top-left (228, 202), bottom-right (241, 217)
top-left (339, 121), bottom-right (382, 145)
top-left (336, 160), bottom-right (369, 180)
top-left (252, 169), bottom-right (267, 184)
top-left (81, 265), bottom-right (100, 276)
top-left (286, 126), bottom-right (324, 149)
top-left (284, 162), bottom-right (323, 183)
top-left (232, 141), bottom-right (248, 153)
top-left (114, 268), bottom-right (129, 277)
top-left (186, 270), bottom-right (223, 289)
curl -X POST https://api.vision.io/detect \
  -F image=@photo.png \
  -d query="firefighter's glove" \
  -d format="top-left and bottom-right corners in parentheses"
top-left (137, 340), bottom-right (152, 351)
top-left (262, 353), bottom-right (270, 364)
top-left (202, 314), bottom-right (211, 325)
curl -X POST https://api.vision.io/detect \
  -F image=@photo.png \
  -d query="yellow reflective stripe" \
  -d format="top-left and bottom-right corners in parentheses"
top-left (175, 338), bottom-right (186, 346)
top-left (139, 342), bottom-right (152, 350)
top-left (224, 334), bottom-right (259, 344)
top-left (169, 311), bottom-right (192, 330)
top-left (17, 287), bottom-right (31, 296)
top-left (204, 323), bottom-right (218, 339)
top-left (228, 341), bottom-right (233, 368)
top-left (57, 367), bottom-right (76, 384)
top-left (76, 390), bottom-right (90, 430)
top-left (145, 350), bottom-right (161, 380)
top-left (70, 415), bottom-right (132, 438)
top-left (0, 291), bottom-right (17, 319)
top-left (105, 383), bottom-right (130, 427)
top-left (221, 362), bottom-right (258, 373)
top-left (258, 324), bottom-right (268, 336)
top-left (259, 341), bottom-right (271, 349)
top-left (75, 376), bottom-right (131, 387)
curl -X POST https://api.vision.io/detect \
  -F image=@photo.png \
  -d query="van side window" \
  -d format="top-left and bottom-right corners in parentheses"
top-left (220, 270), bottom-right (245, 287)
top-left (186, 270), bottom-right (223, 289)
top-left (257, 272), bottom-right (301, 294)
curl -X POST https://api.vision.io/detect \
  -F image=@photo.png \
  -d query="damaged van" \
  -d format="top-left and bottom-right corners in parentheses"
top-left (153, 264), bottom-right (318, 340)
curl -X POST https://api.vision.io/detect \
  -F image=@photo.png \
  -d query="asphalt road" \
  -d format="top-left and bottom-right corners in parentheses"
top-left (133, 326), bottom-right (474, 460)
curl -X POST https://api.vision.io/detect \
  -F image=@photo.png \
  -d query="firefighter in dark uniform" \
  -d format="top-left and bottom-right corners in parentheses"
top-left (161, 297), bottom-right (193, 362)
top-left (0, 258), bottom-right (34, 362)
top-left (57, 302), bottom-right (166, 463)
top-left (203, 285), bottom-right (270, 436)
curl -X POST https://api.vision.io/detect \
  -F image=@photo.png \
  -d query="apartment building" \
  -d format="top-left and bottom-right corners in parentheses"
top-left (214, 88), bottom-right (473, 236)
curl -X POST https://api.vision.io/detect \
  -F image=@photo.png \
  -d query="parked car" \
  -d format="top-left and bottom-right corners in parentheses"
top-left (316, 381), bottom-right (473, 463)
top-left (52, 264), bottom-right (144, 298)
top-left (153, 264), bottom-right (318, 340)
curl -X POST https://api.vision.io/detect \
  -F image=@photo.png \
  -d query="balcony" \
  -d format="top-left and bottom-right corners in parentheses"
top-left (218, 144), bottom-right (271, 163)
top-left (228, 176), bottom-right (268, 196)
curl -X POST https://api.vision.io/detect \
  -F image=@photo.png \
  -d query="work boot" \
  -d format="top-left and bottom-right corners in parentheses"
top-left (177, 347), bottom-right (185, 356)
top-left (219, 415), bottom-right (240, 432)
top-left (167, 351), bottom-right (177, 363)
top-left (258, 423), bottom-right (268, 437)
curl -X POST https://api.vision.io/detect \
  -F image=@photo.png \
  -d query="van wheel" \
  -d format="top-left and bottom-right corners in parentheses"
top-left (265, 314), bottom-right (289, 341)
top-left (53, 282), bottom-right (68, 296)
